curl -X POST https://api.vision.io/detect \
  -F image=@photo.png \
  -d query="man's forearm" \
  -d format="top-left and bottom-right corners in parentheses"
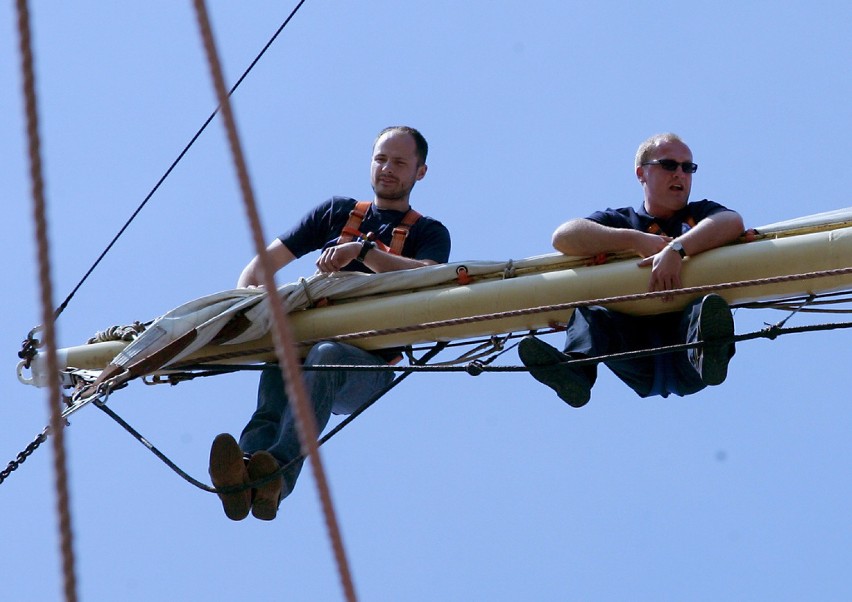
top-left (676, 211), bottom-right (744, 256)
top-left (360, 248), bottom-right (437, 273)
top-left (552, 218), bottom-right (642, 256)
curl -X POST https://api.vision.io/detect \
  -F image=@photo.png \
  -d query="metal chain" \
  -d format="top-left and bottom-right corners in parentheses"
top-left (0, 427), bottom-right (49, 485)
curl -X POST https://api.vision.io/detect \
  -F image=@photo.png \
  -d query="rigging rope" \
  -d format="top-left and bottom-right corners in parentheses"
top-left (86, 343), bottom-right (450, 496)
top-left (186, 317), bottom-right (852, 374)
top-left (300, 266), bottom-right (852, 348)
top-left (50, 0), bottom-right (307, 323)
top-left (158, 267), bottom-right (852, 371)
top-left (14, 1), bottom-right (79, 600)
top-left (5, 306), bottom-right (850, 499)
top-left (26, 302), bottom-right (852, 498)
top-left (191, 3), bottom-right (357, 602)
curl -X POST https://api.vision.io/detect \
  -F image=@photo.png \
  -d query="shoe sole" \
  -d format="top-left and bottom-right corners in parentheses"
top-left (697, 295), bottom-right (734, 386)
top-left (209, 434), bottom-right (251, 521)
top-left (519, 337), bottom-right (591, 408)
top-left (248, 451), bottom-right (283, 521)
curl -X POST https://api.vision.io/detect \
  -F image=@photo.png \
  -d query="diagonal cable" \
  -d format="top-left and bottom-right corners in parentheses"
top-left (52, 0), bottom-right (307, 322)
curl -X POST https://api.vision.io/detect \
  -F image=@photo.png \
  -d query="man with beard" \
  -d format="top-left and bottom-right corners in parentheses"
top-left (519, 133), bottom-right (743, 408)
top-left (210, 126), bottom-right (450, 521)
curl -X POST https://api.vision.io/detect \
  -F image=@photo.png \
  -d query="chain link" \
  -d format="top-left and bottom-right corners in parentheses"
top-left (0, 428), bottom-right (50, 485)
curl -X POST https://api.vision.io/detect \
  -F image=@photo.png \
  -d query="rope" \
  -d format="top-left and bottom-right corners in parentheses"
top-left (738, 290), bottom-right (852, 314)
top-left (166, 268), bottom-right (852, 370)
top-left (87, 322), bottom-right (146, 344)
top-left (50, 0), bottom-right (307, 323)
top-left (62, 309), bottom-right (852, 502)
top-left (15, 1), bottom-right (78, 600)
top-left (6, 310), bottom-right (850, 495)
top-left (190, 3), bottom-right (357, 601)
top-left (10, 312), bottom-right (850, 487)
top-left (300, 267), bottom-right (852, 347)
top-left (92, 343), bottom-right (450, 498)
top-left (159, 315), bottom-right (852, 378)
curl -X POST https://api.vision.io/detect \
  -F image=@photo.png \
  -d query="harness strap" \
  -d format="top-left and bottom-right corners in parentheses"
top-left (388, 208), bottom-right (422, 255)
top-left (646, 215), bottom-right (696, 236)
top-left (336, 201), bottom-right (421, 256)
top-left (337, 201), bottom-right (372, 244)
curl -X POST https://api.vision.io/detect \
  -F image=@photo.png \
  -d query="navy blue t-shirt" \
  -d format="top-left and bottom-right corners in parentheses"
top-left (585, 199), bottom-right (734, 397)
top-left (587, 199), bottom-right (732, 236)
top-left (279, 196), bottom-right (451, 273)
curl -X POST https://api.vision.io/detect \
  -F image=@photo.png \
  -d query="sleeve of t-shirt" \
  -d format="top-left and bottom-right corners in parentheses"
top-left (586, 207), bottom-right (634, 229)
top-left (409, 219), bottom-right (451, 263)
top-left (691, 199), bottom-right (734, 222)
top-left (277, 197), bottom-right (344, 258)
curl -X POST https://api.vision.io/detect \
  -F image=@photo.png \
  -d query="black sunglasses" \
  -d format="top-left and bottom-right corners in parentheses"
top-left (642, 159), bottom-right (698, 173)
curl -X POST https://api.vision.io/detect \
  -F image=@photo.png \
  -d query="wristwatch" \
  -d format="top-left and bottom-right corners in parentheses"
top-left (357, 239), bottom-right (375, 262)
top-left (667, 240), bottom-right (686, 258)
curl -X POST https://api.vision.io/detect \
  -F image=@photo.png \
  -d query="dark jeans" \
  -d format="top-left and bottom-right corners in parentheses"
top-left (239, 341), bottom-right (394, 499)
top-left (563, 299), bottom-right (713, 398)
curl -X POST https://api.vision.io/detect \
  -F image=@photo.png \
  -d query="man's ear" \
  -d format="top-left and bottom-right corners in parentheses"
top-left (416, 164), bottom-right (428, 181)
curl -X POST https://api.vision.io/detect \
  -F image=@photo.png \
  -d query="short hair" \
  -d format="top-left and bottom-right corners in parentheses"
top-left (374, 126), bottom-right (429, 165)
top-left (635, 132), bottom-right (687, 168)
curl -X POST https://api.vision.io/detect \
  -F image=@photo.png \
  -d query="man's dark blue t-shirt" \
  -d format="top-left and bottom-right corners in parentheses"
top-left (580, 198), bottom-right (735, 397)
top-left (587, 199), bottom-right (731, 236)
top-left (279, 196), bottom-right (451, 273)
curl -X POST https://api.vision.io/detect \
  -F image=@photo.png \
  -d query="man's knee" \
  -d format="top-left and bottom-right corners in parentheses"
top-left (304, 341), bottom-right (350, 366)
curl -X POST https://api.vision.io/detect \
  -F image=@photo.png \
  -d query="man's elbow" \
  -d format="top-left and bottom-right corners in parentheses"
top-left (550, 218), bottom-right (587, 255)
top-left (721, 211), bottom-right (746, 239)
top-left (551, 220), bottom-right (583, 254)
top-left (552, 237), bottom-right (577, 255)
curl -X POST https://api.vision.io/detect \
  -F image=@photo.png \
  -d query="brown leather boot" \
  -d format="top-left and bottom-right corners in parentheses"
top-left (247, 451), bottom-right (283, 521)
top-left (208, 433), bottom-right (251, 521)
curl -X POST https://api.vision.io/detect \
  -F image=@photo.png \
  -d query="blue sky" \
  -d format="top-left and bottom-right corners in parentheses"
top-left (2, 2), bottom-right (851, 600)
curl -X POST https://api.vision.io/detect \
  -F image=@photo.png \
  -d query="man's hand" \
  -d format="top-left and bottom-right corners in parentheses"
top-left (316, 242), bottom-right (361, 273)
top-left (633, 232), bottom-right (672, 258)
top-left (238, 264), bottom-right (264, 288)
top-left (637, 246), bottom-right (682, 301)
top-left (236, 240), bottom-right (297, 288)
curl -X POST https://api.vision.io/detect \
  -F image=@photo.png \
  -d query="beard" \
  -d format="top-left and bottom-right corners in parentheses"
top-left (372, 179), bottom-right (413, 202)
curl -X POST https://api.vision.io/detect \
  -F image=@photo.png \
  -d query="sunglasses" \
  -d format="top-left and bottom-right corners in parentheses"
top-left (641, 159), bottom-right (698, 173)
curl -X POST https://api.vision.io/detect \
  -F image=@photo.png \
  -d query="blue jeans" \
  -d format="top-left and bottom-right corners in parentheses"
top-left (563, 300), bottom-right (709, 398)
top-left (238, 341), bottom-right (395, 499)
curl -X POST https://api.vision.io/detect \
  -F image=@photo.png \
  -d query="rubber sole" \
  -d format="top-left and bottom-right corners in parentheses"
top-left (695, 295), bottom-right (735, 386)
top-left (518, 336), bottom-right (591, 408)
top-left (209, 433), bottom-right (251, 521)
top-left (247, 451), bottom-right (283, 521)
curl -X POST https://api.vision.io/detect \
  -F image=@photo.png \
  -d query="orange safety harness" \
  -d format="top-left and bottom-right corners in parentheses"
top-left (336, 200), bottom-right (422, 256)
top-left (646, 215), bottom-right (696, 236)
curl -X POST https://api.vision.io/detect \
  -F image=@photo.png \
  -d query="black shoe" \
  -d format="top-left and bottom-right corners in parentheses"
top-left (691, 294), bottom-right (734, 386)
top-left (518, 336), bottom-right (591, 408)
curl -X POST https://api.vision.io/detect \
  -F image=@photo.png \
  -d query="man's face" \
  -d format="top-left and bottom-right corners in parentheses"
top-left (371, 131), bottom-right (426, 203)
top-left (637, 139), bottom-right (694, 216)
